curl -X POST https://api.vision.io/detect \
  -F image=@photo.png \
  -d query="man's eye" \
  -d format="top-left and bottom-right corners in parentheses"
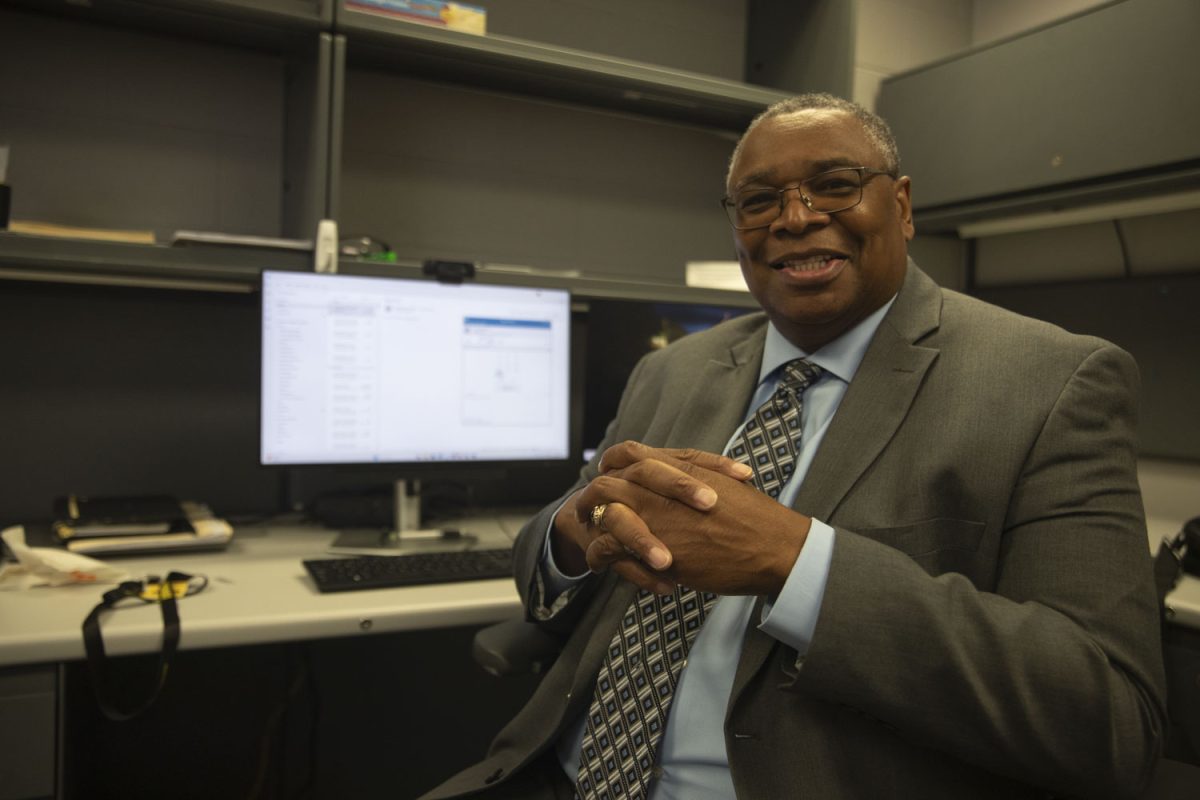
top-left (809, 177), bottom-right (858, 195)
top-left (737, 191), bottom-right (778, 211)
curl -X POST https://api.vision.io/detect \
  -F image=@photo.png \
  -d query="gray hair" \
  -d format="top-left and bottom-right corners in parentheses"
top-left (726, 93), bottom-right (901, 189)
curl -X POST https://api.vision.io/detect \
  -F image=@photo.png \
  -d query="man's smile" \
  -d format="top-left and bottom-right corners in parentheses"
top-left (767, 251), bottom-right (849, 285)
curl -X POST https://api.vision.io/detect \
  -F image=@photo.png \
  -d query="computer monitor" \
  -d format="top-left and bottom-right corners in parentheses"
top-left (260, 269), bottom-right (571, 550)
top-left (582, 298), bottom-right (756, 459)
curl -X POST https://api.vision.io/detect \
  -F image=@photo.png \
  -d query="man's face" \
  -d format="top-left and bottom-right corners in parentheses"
top-left (727, 110), bottom-right (914, 352)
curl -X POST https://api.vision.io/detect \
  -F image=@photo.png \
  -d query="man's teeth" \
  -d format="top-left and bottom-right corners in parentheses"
top-left (777, 255), bottom-right (833, 271)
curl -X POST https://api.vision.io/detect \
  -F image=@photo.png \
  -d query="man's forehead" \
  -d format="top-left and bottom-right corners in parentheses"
top-left (732, 109), bottom-right (874, 182)
top-left (767, 107), bottom-right (855, 130)
top-left (745, 110), bottom-right (870, 154)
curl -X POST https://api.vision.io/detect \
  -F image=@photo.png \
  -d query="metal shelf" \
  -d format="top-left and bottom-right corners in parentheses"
top-left (0, 1), bottom-right (783, 292)
top-left (913, 163), bottom-right (1200, 235)
top-left (344, 259), bottom-right (759, 307)
top-left (0, 234), bottom-right (311, 292)
top-left (0, 235), bottom-right (760, 306)
top-left (0, 0), bottom-right (329, 51)
top-left (336, 5), bottom-right (787, 131)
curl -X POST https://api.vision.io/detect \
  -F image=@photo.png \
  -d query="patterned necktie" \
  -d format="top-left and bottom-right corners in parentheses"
top-left (727, 358), bottom-right (823, 498)
top-left (574, 359), bottom-right (822, 800)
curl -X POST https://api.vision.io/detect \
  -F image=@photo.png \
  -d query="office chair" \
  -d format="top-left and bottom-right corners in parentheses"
top-left (472, 617), bottom-right (564, 677)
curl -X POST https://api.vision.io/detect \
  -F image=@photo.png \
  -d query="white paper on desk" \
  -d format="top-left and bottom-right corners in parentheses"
top-left (0, 525), bottom-right (129, 589)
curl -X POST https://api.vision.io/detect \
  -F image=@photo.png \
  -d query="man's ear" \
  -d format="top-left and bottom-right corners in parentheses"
top-left (894, 176), bottom-right (915, 241)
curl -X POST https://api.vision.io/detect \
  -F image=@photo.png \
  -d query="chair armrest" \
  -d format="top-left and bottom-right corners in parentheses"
top-left (473, 617), bottom-right (564, 677)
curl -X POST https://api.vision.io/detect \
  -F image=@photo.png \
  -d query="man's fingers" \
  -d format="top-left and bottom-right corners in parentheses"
top-left (572, 487), bottom-right (602, 525)
top-left (582, 441), bottom-right (750, 519)
top-left (586, 535), bottom-right (671, 573)
top-left (585, 535), bottom-right (676, 595)
top-left (612, 560), bottom-right (677, 596)
top-left (600, 440), bottom-right (752, 482)
top-left (666, 446), bottom-right (754, 482)
top-left (598, 460), bottom-right (718, 513)
top-left (583, 505), bottom-right (672, 571)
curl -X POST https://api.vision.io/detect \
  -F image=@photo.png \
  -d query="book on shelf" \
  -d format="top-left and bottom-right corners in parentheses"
top-left (7, 219), bottom-right (156, 244)
top-left (346, 1), bottom-right (488, 35)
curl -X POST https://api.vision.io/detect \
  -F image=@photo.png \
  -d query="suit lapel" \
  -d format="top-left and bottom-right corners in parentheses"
top-left (794, 267), bottom-right (941, 522)
top-left (730, 263), bottom-right (943, 704)
top-left (663, 325), bottom-right (766, 452)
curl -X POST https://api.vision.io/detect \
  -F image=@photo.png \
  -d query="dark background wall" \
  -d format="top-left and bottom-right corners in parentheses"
top-left (0, 279), bottom-right (583, 527)
top-left (976, 273), bottom-right (1200, 461)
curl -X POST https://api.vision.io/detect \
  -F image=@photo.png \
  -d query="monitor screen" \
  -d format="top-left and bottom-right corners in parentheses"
top-left (582, 298), bottom-right (756, 458)
top-left (260, 270), bottom-right (571, 467)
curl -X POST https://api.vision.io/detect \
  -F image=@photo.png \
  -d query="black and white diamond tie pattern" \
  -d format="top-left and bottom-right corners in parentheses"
top-left (574, 359), bottom-right (822, 800)
top-left (574, 585), bottom-right (718, 799)
top-left (728, 359), bottom-right (823, 498)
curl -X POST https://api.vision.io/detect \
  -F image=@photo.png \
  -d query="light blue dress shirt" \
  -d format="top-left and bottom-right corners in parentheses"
top-left (543, 298), bottom-right (895, 798)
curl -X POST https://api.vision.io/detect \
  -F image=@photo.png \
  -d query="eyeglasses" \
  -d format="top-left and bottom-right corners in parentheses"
top-left (721, 166), bottom-right (896, 230)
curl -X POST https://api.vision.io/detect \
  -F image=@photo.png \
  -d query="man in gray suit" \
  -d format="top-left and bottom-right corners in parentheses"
top-left (423, 94), bottom-right (1167, 799)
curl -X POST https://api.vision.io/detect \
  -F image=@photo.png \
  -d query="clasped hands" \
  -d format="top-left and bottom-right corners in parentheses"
top-left (551, 441), bottom-right (813, 597)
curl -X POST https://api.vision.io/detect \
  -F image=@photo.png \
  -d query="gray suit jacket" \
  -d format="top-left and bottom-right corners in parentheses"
top-left (424, 264), bottom-right (1167, 800)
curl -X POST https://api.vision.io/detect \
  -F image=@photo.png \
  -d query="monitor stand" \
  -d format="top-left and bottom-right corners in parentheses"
top-left (327, 479), bottom-right (478, 555)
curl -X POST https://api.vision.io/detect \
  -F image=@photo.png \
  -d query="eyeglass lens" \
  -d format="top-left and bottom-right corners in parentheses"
top-left (725, 167), bottom-right (869, 228)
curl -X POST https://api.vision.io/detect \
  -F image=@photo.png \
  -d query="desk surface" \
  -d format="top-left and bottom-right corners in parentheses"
top-left (0, 514), bottom-right (527, 668)
top-left (4, 512), bottom-right (1199, 669)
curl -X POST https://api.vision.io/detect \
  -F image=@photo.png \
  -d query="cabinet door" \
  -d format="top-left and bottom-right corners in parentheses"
top-left (878, 0), bottom-right (1200, 211)
top-left (0, 666), bottom-right (58, 800)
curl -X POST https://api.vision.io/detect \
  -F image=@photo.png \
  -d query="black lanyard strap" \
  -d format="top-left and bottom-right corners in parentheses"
top-left (81, 571), bottom-right (201, 721)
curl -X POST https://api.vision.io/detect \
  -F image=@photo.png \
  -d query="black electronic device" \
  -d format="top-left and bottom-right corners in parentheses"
top-left (582, 298), bottom-right (756, 458)
top-left (422, 259), bottom-right (476, 284)
top-left (302, 548), bottom-right (514, 592)
top-left (259, 270), bottom-right (572, 552)
top-left (1182, 517), bottom-right (1200, 577)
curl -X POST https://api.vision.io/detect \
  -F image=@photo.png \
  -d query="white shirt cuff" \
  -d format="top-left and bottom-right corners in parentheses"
top-left (758, 519), bottom-right (835, 655)
top-left (532, 494), bottom-right (589, 620)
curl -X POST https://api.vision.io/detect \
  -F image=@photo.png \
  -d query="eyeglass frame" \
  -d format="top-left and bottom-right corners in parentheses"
top-left (720, 166), bottom-right (898, 230)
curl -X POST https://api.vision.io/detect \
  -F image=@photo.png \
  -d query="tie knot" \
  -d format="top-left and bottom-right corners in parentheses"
top-left (779, 359), bottom-right (822, 395)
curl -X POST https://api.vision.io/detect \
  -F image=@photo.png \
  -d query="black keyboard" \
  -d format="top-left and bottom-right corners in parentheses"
top-left (303, 548), bottom-right (514, 593)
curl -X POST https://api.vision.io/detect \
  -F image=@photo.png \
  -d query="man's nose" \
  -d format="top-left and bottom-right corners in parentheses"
top-left (772, 187), bottom-right (829, 232)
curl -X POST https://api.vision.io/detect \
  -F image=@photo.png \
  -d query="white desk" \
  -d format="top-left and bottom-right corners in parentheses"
top-left (0, 515), bottom-right (529, 800)
top-left (0, 515), bottom-right (527, 668)
top-left (4, 512), bottom-right (1198, 667)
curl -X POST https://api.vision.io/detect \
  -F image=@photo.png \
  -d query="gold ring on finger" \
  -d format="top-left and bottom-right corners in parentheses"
top-left (590, 503), bottom-right (610, 531)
